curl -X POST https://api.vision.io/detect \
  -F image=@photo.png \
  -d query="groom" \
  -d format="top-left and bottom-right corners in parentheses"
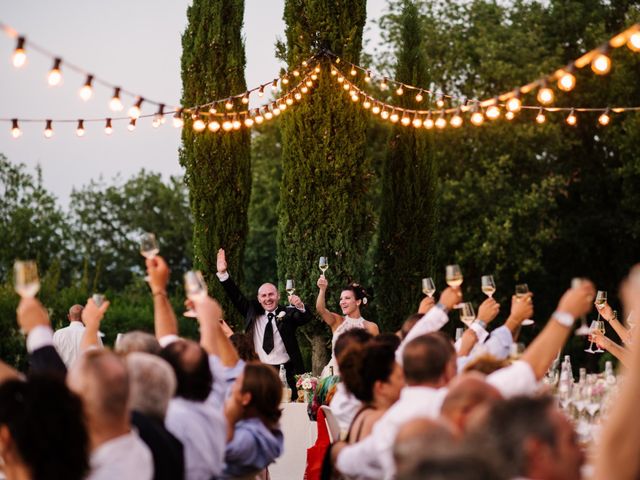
top-left (216, 248), bottom-right (312, 392)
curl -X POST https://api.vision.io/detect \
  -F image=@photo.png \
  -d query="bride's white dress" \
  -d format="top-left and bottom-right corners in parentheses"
top-left (321, 315), bottom-right (366, 378)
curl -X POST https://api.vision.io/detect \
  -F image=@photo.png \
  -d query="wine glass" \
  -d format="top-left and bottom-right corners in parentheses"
top-left (285, 279), bottom-right (296, 307)
top-left (14, 260), bottom-right (40, 298)
top-left (445, 265), bottom-right (463, 287)
top-left (515, 283), bottom-right (534, 326)
top-left (184, 271), bottom-right (207, 317)
top-left (92, 293), bottom-right (105, 307)
top-left (585, 320), bottom-right (599, 353)
top-left (595, 290), bottom-right (607, 321)
top-left (481, 275), bottom-right (496, 298)
top-left (593, 320), bottom-right (606, 353)
top-left (421, 277), bottom-right (436, 298)
top-left (460, 302), bottom-right (475, 326)
top-left (319, 257), bottom-right (329, 276)
top-left (140, 233), bottom-right (159, 259)
top-left (572, 277), bottom-right (590, 335)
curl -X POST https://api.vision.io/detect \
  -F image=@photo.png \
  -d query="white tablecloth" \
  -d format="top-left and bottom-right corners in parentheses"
top-left (270, 403), bottom-right (317, 480)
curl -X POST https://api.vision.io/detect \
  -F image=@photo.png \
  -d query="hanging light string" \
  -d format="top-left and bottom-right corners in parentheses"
top-left (4, 64), bottom-right (320, 137)
top-left (0, 20), bottom-right (319, 119)
top-left (333, 69), bottom-right (635, 128)
top-left (326, 22), bottom-right (640, 112)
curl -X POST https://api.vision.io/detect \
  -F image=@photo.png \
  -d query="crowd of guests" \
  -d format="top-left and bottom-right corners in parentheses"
top-left (1, 252), bottom-right (640, 480)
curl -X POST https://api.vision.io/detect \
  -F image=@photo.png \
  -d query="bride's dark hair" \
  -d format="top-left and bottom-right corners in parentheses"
top-left (342, 283), bottom-right (372, 305)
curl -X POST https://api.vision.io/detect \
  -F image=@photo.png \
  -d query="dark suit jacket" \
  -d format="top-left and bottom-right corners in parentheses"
top-left (219, 275), bottom-right (312, 373)
top-left (132, 410), bottom-right (185, 480)
top-left (29, 345), bottom-right (67, 380)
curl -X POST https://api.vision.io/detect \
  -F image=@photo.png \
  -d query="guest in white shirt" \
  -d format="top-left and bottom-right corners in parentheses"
top-left (53, 304), bottom-right (91, 367)
top-left (66, 348), bottom-right (153, 480)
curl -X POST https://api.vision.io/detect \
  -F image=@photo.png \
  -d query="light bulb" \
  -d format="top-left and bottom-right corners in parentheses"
top-left (415, 92), bottom-right (423, 102)
top-left (206, 120), bottom-right (219, 132)
top-left (535, 109), bottom-right (546, 124)
top-left (558, 71), bottom-right (576, 92)
top-left (537, 86), bottom-right (554, 105)
top-left (241, 93), bottom-right (250, 104)
top-left (343, 83), bottom-right (350, 91)
top-left (401, 116), bottom-right (411, 126)
top-left (331, 69), bottom-right (338, 76)
top-left (76, 119), bottom-right (85, 137)
top-left (292, 70), bottom-right (300, 77)
top-left (470, 111), bottom-right (484, 126)
top-left (12, 37), bottom-right (26, 68)
top-left (282, 76), bottom-right (290, 85)
top-left (566, 110), bottom-right (577, 126)
top-left (364, 71), bottom-right (371, 82)
top-left (294, 92), bottom-right (302, 100)
top-left (506, 96), bottom-right (522, 112)
top-left (222, 120), bottom-right (233, 131)
top-left (396, 86), bottom-right (404, 96)
top-left (278, 103), bottom-right (287, 111)
top-left (389, 112), bottom-right (399, 123)
top-left (314, 65), bottom-right (321, 73)
top-left (363, 100), bottom-right (371, 109)
top-left (47, 58), bottom-right (62, 86)
top-left (591, 53), bottom-right (611, 75)
top-left (264, 111), bottom-right (273, 120)
top-left (129, 98), bottom-right (143, 119)
top-left (258, 86), bottom-right (265, 97)
top-left (272, 107), bottom-right (281, 116)
top-left (301, 86), bottom-right (309, 93)
top-left (302, 60), bottom-right (308, 67)
top-left (225, 100), bottom-right (234, 110)
top-left (380, 78), bottom-right (389, 91)
top-left (152, 116), bottom-right (162, 128)
top-left (436, 96), bottom-right (445, 108)
top-left (486, 105), bottom-right (501, 120)
top-left (193, 118), bottom-right (206, 132)
top-left (79, 75), bottom-right (94, 101)
top-left (380, 110), bottom-right (390, 120)
top-left (424, 116), bottom-right (434, 129)
top-left (254, 114), bottom-right (264, 124)
top-left (372, 105), bottom-right (381, 115)
top-left (232, 120), bottom-right (241, 130)
top-left (306, 79), bottom-right (313, 87)
top-left (286, 98), bottom-right (294, 106)
top-left (271, 80), bottom-right (278, 91)
top-left (505, 111), bottom-right (515, 120)
top-left (311, 74), bottom-right (318, 81)
top-left (104, 118), bottom-right (113, 135)
top-left (450, 113), bottom-right (463, 128)
top-left (44, 120), bottom-right (53, 138)
top-left (244, 118), bottom-right (254, 127)
top-left (350, 68), bottom-right (357, 76)
top-left (11, 119), bottom-right (21, 138)
top-left (351, 94), bottom-right (359, 102)
top-left (209, 106), bottom-right (217, 114)
top-left (128, 119), bottom-right (138, 131)
top-left (628, 32), bottom-right (640, 52)
top-left (598, 111), bottom-right (611, 126)
top-left (173, 110), bottom-right (184, 128)
top-left (435, 116), bottom-right (447, 129)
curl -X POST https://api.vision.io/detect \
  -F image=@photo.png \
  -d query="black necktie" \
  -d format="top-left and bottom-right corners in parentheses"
top-left (262, 312), bottom-right (275, 354)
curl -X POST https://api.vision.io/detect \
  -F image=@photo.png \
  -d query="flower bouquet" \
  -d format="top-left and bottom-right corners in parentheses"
top-left (295, 372), bottom-right (318, 404)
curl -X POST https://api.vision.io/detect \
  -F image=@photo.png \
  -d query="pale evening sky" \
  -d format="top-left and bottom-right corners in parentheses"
top-left (0, 1), bottom-right (388, 204)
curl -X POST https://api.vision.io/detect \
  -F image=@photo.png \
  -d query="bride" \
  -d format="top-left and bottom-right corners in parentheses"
top-left (316, 275), bottom-right (379, 378)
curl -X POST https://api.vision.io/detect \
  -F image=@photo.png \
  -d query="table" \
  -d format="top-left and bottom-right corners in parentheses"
top-left (270, 403), bottom-right (317, 480)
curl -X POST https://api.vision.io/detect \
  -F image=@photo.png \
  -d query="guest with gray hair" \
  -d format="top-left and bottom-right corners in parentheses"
top-left (116, 331), bottom-right (162, 356)
top-left (127, 352), bottom-right (185, 480)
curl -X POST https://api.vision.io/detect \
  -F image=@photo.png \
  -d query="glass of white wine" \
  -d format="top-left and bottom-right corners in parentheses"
top-left (286, 279), bottom-right (296, 307)
top-left (92, 293), bottom-right (105, 307)
top-left (421, 277), bottom-right (436, 298)
top-left (184, 271), bottom-right (207, 317)
top-left (572, 277), bottom-right (590, 336)
top-left (595, 290), bottom-right (607, 321)
top-left (14, 260), bottom-right (40, 298)
top-left (593, 320), bottom-right (606, 353)
top-left (140, 233), bottom-right (159, 282)
top-left (319, 257), bottom-right (329, 277)
top-left (515, 283), bottom-right (534, 326)
top-left (445, 264), bottom-right (463, 287)
top-left (585, 320), bottom-right (599, 354)
top-left (460, 302), bottom-right (475, 326)
top-left (481, 275), bottom-right (496, 298)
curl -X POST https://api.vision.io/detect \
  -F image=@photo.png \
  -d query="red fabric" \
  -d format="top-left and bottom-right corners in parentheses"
top-left (304, 407), bottom-right (330, 480)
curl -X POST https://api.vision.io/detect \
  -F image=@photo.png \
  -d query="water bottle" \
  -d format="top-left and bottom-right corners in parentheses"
top-left (578, 367), bottom-right (587, 385)
top-left (279, 365), bottom-right (291, 403)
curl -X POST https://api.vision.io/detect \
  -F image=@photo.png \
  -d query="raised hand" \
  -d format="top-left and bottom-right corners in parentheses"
top-left (418, 296), bottom-right (436, 314)
top-left (477, 297), bottom-right (500, 324)
top-left (16, 297), bottom-right (50, 334)
top-left (289, 294), bottom-right (304, 310)
top-left (510, 293), bottom-right (534, 324)
top-left (317, 275), bottom-right (328, 291)
top-left (557, 281), bottom-right (596, 318)
top-left (82, 297), bottom-right (110, 332)
top-left (146, 255), bottom-right (170, 294)
top-left (217, 248), bottom-right (228, 275)
top-left (438, 286), bottom-right (461, 311)
top-left (596, 301), bottom-right (615, 322)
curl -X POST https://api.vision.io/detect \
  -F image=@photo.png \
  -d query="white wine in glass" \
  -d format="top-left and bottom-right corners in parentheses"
top-left (319, 257), bottom-right (329, 276)
top-left (285, 279), bottom-right (295, 307)
top-left (481, 275), bottom-right (496, 298)
top-left (422, 277), bottom-right (436, 297)
top-left (595, 291), bottom-right (607, 322)
top-left (594, 320), bottom-right (606, 353)
top-left (515, 283), bottom-right (534, 326)
top-left (140, 232), bottom-right (160, 259)
top-left (460, 302), bottom-right (475, 326)
top-left (92, 293), bottom-right (105, 307)
top-left (14, 260), bottom-right (40, 298)
top-left (445, 264), bottom-right (463, 288)
top-left (184, 271), bottom-right (207, 317)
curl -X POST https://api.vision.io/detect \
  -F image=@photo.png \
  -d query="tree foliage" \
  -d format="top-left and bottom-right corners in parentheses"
top-left (180, 0), bottom-right (251, 326)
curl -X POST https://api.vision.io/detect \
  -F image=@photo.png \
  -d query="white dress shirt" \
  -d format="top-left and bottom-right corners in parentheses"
top-left (329, 382), bottom-right (362, 433)
top-left (253, 311), bottom-right (290, 365)
top-left (336, 360), bottom-right (538, 480)
top-left (457, 324), bottom-right (514, 371)
top-left (88, 431), bottom-right (153, 480)
top-left (52, 321), bottom-right (87, 367)
top-left (395, 305), bottom-right (450, 365)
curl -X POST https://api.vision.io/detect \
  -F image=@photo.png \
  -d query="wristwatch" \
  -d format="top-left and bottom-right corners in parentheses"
top-left (552, 311), bottom-right (575, 328)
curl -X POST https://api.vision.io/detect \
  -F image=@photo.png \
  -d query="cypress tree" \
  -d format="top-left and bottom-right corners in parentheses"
top-left (372, 0), bottom-right (438, 331)
top-left (180, 0), bottom-right (251, 325)
top-left (278, 0), bottom-right (371, 372)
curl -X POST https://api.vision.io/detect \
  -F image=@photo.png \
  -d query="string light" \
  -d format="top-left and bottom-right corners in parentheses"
top-left (372, 105), bottom-right (381, 115)
top-left (172, 109), bottom-right (184, 128)
top-left (301, 86), bottom-right (309, 94)
top-left (192, 114), bottom-right (206, 132)
top-left (128, 118), bottom-right (137, 131)
top-left (128, 97), bottom-right (143, 119)
top-left (222, 119), bottom-right (233, 131)
top-left (412, 115), bottom-right (423, 128)
top-left (591, 52), bottom-right (611, 75)
top-left (225, 100), bottom-right (234, 110)
top-left (254, 112), bottom-right (264, 124)
top-left (294, 92), bottom-right (302, 101)
top-left (264, 110), bottom-right (273, 120)
top-left (110, 87), bottom-right (123, 111)
top-left (470, 109), bottom-right (484, 126)
top-left (628, 32), bottom-right (640, 52)
top-left (486, 104), bottom-right (501, 120)
top-left (232, 119), bottom-right (242, 130)
top-left (282, 76), bottom-right (289, 85)
top-left (258, 85), bottom-right (265, 97)
top-left (380, 109), bottom-right (390, 120)
top-left (424, 113), bottom-right (434, 129)
top-left (415, 91), bottom-right (424, 102)
top-left (396, 85), bottom-right (404, 96)
top-left (506, 95), bottom-right (522, 113)
top-left (436, 95), bottom-right (445, 109)
top-left (12, 37), bottom-right (26, 68)
top-left (350, 68), bottom-right (357, 76)
top-left (558, 69), bottom-right (576, 92)
top-left (11, 119), bottom-right (21, 138)
top-left (535, 108), bottom-right (546, 124)
top-left (450, 110), bottom-right (463, 128)
top-left (76, 119), bottom-right (85, 137)
top-left (390, 111), bottom-right (399, 123)
top-left (598, 108), bottom-right (611, 125)
top-left (47, 58), bottom-right (62, 86)
top-left (44, 119), bottom-right (53, 138)
top-left (152, 104), bottom-right (165, 128)
top-left (380, 78), bottom-right (389, 91)
top-left (271, 79), bottom-right (278, 91)
top-left (401, 114), bottom-right (411, 126)
top-left (537, 84), bottom-right (555, 105)
top-left (293, 70), bottom-right (300, 77)
top-left (286, 97), bottom-right (294, 105)
top-left (505, 111), bottom-right (515, 120)
top-left (435, 112), bottom-right (447, 129)
top-left (364, 71), bottom-right (371, 82)
top-left (208, 119), bottom-right (221, 132)
top-left (79, 75), bottom-right (94, 101)
top-left (104, 118), bottom-right (113, 135)
top-left (566, 109), bottom-right (577, 126)
top-left (244, 117), bottom-right (254, 127)
top-left (241, 93), bottom-right (250, 104)
top-left (363, 99), bottom-right (371, 109)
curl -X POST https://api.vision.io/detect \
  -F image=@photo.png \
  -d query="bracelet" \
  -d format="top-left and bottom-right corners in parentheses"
top-left (152, 291), bottom-right (167, 298)
top-left (552, 311), bottom-right (575, 328)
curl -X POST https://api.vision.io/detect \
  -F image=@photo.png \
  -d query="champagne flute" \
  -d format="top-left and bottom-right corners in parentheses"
top-left (140, 232), bottom-right (159, 282)
top-left (515, 283), bottom-right (534, 326)
top-left (481, 275), bottom-right (496, 298)
top-left (319, 257), bottom-right (329, 277)
top-left (594, 290), bottom-right (607, 321)
top-left (421, 277), bottom-right (436, 298)
top-left (286, 279), bottom-right (296, 307)
top-left (585, 320), bottom-right (599, 354)
top-left (460, 302), bottom-right (475, 326)
top-left (593, 320), bottom-right (606, 353)
top-left (572, 277), bottom-right (591, 336)
top-left (184, 271), bottom-right (207, 317)
top-left (13, 260), bottom-right (40, 298)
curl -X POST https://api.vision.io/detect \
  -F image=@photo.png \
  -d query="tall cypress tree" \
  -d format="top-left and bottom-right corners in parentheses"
top-left (372, 0), bottom-right (438, 331)
top-left (180, 0), bottom-right (251, 324)
top-left (278, 0), bottom-right (370, 372)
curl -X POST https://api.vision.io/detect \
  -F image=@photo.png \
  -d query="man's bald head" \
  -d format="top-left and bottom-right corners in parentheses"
top-left (257, 283), bottom-right (280, 312)
top-left (394, 417), bottom-right (457, 476)
top-left (441, 373), bottom-right (502, 434)
top-left (68, 304), bottom-right (83, 323)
